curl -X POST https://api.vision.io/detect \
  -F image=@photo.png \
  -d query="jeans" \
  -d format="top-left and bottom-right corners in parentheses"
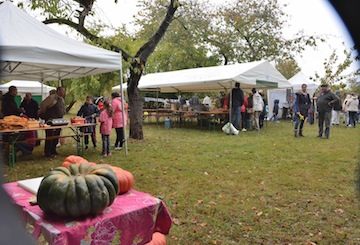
top-left (101, 134), bottom-right (110, 154)
top-left (269, 114), bottom-right (278, 122)
top-left (348, 111), bottom-right (357, 127)
top-left (343, 111), bottom-right (348, 124)
top-left (241, 112), bottom-right (247, 129)
top-left (85, 130), bottom-right (97, 147)
top-left (294, 114), bottom-right (307, 131)
top-left (114, 128), bottom-right (124, 147)
top-left (45, 129), bottom-right (61, 156)
top-left (231, 107), bottom-right (241, 130)
top-left (318, 111), bottom-right (331, 138)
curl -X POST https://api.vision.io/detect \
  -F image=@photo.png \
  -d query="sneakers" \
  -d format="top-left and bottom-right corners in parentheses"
top-left (242, 128), bottom-right (247, 132)
top-left (115, 147), bottom-right (123, 151)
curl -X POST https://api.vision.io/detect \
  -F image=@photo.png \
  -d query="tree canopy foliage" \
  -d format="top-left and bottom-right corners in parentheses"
top-left (12, 0), bottom-right (358, 139)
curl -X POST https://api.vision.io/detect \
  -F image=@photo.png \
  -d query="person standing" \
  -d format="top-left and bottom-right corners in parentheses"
top-left (231, 82), bottom-right (244, 130)
top-left (99, 100), bottom-right (113, 157)
top-left (240, 96), bottom-right (248, 131)
top-left (252, 88), bottom-right (264, 131)
top-left (111, 92), bottom-right (127, 151)
top-left (2, 86), bottom-right (23, 116)
top-left (293, 84), bottom-right (311, 137)
top-left (342, 94), bottom-right (351, 125)
top-left (346, 92), bottom-right (359, 128)
top-left (39, 87), bottom-right (66, 157)
top-left (77, 95), bottom-right (99, 150)
top-left (331, 91), bottom-right (342, 126)
top-left (259, 92), bottom-right (267, 128)
top-left (20, 93), bottom-right (39, 119)
top-left (269, 99), bottom-right (280, 123)
top-left (316, 84), bottom-right (339, 139)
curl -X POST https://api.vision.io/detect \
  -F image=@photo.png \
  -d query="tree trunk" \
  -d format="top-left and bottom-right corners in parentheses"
top-left (127, 62), bottom-right (144, 139)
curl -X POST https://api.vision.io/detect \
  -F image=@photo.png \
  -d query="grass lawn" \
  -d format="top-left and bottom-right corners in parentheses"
top-left (2, 118), bottom-right (360, 244)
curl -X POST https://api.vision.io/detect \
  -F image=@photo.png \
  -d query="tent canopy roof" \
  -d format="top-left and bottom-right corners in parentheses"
top-left (0, 80), bottom-right (56, 95)
top-left (0, 2), bottom-right (121, 82)
top-left (289, 72), bottom-right (320, 89)
top-left (113, 60), bottom-right (291, 93)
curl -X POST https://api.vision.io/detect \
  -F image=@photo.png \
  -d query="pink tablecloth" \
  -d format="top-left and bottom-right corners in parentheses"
top-left (3, 182), bottom-right (172, 245)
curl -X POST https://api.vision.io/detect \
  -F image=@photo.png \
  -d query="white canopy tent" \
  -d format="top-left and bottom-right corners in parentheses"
top-left (289, 72), bottom-right (320, 96)
top-left (112, 60), bottom-right (291, 92)
top-left (267, 72), bottom-right (320, 120)
top-left (0, 2), bottom-right (121, 81)
top-left (0, 80), bottom-right (56, 98)
top-left (0, 2), bottom-right (127, 154)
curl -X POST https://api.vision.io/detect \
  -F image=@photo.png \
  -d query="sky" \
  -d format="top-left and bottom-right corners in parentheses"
top-left (90, 0), bottom-right (359, 79)
top-left (38, 0), bottom-right (360, 80)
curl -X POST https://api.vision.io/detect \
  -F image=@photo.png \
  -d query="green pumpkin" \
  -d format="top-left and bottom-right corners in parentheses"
top-left (37, 163), bottom-right (119, 217)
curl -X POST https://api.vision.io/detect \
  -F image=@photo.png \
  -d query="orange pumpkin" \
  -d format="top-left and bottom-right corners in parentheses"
top-left (104, 164), bottom-right (134, 194)
top-left (145, 232), bottom-right (166, 245)
top-left (61, 155), bottom-right (90, 168)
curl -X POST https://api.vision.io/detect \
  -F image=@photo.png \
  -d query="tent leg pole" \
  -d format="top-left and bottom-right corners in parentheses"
top-left (119, 52), bottom-right (128, 155)
top-left (229, 81), bottom-right (233, 125)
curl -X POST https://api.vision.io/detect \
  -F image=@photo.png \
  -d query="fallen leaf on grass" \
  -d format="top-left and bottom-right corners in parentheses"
top-left (334, 208), bottom-right (345, 214)
top-left (197, 200), bottom-right (203, 205)
top-left (336, 228), bottom-right (344, 234)
top-left (172, 217), bottom-right (181, 225)
top-left (199, 222), bottom-right (207, 227)
top-left (307, 242), bottom-right (317, 245)
top-left (274, 207), bottom-right (281, 212)
top-left (204, 171), bottom-right (209, 175)
top-left (256, 211), bottom-right (263, 217)
top-left (209, 201), bottom-right (217, 205)
top-left (245, 226), bottom-right (252, 231)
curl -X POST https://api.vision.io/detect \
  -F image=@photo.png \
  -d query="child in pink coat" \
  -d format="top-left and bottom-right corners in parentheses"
top-left (99, 101), bottom-right (113, 156)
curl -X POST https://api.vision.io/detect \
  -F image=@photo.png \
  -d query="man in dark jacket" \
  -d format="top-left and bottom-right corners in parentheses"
top-left (231, 82), bottom-right (244, 130)
top-left (316, 84), bottom-right (339, 139)
top-left (294, 84), bottom-right (311, 137)
top-left (2, 86), bottom-right (23, 116)
top-left (39, 87), bottom-right (66, 157)
top-left (20, 93), bottom-right (39, 119)
top-left (77, 95), bottom-right (99, 149)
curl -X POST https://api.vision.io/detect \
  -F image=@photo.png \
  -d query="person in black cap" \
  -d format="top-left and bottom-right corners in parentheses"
top-left (316, 84), bottom-right (339, 139)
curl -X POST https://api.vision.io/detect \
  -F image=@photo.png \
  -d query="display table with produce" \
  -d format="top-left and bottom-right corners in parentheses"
top-left (0, 116), bottom-right (97, 167)
top-left (3, 158), bottom-right (171, 245)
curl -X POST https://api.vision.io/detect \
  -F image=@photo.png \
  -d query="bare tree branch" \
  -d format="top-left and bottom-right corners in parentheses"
top-left (136, 0), bottom-right (179, 61)
top-left (43, 18), bottom-right (131, 60)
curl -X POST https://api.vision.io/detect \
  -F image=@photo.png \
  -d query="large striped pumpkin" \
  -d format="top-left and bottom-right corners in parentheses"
top-left (37, 163), bottom-right (119, 217)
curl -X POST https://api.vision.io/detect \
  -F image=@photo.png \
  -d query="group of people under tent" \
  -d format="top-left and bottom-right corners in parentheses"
top-left (0, 86), bottom-right (128, 158)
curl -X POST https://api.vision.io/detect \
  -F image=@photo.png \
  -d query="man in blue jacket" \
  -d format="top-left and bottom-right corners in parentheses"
top-left (77, 95), bottom-right (99, 150)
